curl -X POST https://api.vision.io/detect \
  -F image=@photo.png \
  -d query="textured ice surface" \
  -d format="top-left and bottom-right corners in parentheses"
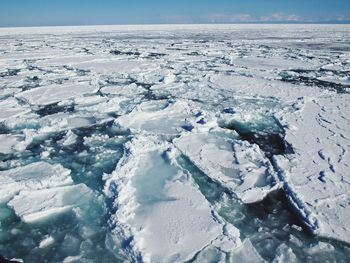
top-left (16, 82), bottom-right (98, 106)
top-left (0, 134), bottom-right (20, 155)
top-left (104, 137), bottom-right (241, 262)
top-left (174, 132), bottom-right (278, 204)
top-left (274, 95), bottom-right (350, 242)
top-left (117, 100), bottom-right (196, 136)
top-left (0, 162), bottom-right (72, 203)
top-left (0, 98), bottom-right (30, 121)
top-left (1, 24), bottom-right (350, 262)
top-left (8, 184), bottom-right (94, 223)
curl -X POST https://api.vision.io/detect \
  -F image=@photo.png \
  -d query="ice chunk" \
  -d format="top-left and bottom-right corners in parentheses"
top-left (0, 162), bottom-right (72, 203)
top-left (61, 130), bottom-right (78, 147)
top-left (273, 243), bottom-right (297, 263)
top-left (75, 96), bottom-right (132, 115)
top-left (39, 236), bottom-right (55, 249)
top-left (104, 136), bottom-right (241, 262)
top-left (116, 100), bottom-right (196, 136)
top-left (73, 59), bottom-right (151, 74)
top-left (210, 74), bottom-right (321, 101)
top-left (193, 247), bottom-right (226, 263)
top-left (174, 132), bottom-right (278, 203)
top-left (100, 83), bottom-right (145, 97)
top-left (274, 95), bottom-right (350, 243)
top-left (16, 82), bottom-right (98, 105)
top-left (305, 241), bottom-right (335, 255)
top-left (0, 98), bottom-right (30, 121)
top-left (8, 184), bottom-right (93, 223)
top-left (0, 87), bottom-right (21, 98)
top-left (0, 134), bottom-right (20, 154)
top-left (231, 239), bottom-right (265, 263)
top-left (62, 255), bottom-right (82, 263)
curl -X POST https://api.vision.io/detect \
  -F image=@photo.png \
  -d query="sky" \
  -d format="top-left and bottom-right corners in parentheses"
top-left (0, 0), bottom-right (350, 27)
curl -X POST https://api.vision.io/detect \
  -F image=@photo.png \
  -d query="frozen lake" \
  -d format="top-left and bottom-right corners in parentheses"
top-left (0, 24), bottom-right (349, 262)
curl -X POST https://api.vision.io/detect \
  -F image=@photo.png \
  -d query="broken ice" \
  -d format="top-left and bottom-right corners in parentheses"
top-left (0, 24), bottom-right (350, 262)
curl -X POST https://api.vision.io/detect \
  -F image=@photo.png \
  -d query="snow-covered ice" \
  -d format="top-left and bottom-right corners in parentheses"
top-left (116, 100), bottom-right (196, 136)
top-left (0, 162), bottom-right (72, 203)
top-left (0, 24), bottom-right (350, 262)
top-left (8, 184), bottom-right (94, 223)
top-left (104, 137), bottom-right (241, 262)
top-left (15, 82), bottom-right (98, 106)
top-left (174, 132), bottom-right (279, 204)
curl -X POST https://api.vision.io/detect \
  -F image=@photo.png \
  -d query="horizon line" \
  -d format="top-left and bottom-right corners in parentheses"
top-left (1, 21), bottom-right (350, 29)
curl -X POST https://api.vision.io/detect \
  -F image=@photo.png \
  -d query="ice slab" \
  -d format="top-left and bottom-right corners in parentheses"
top-left (273, 243), bottom-right (297, 263)
top-left (231, 239), bottom-right (266, 263)
top-left (100, 83), bottom-right (146, 97)
top-left (274, 95), bottom-right (350, 243)
top-left (0, 98), bottom-right (30, 121)
top-left (39, 236), bottom-right (55, 249)
top-left (0, 87), bottom-right (22, 98)
top-left (174, 132), bottom-right (278, 204)
top-left (60, 130), bottom-right (78, 147)
top-left (104, 136), bottom-right (241, 262)
top-left (0, 134), bottom-right (20, 154)
top-left (8, 184), bottom-right (93, 223)
top-left (73, 59), bottom-right (151, 74)
top-left (16, 82), bottom-right (98, 105)
top-left (75, 96), bottom-right (133, 115)
top-left (231, 57), bottom-right (317, 72)
top-left (116, 100), bottom-right (196, 136)
top-left (0, 162), bottom-right (72, 203)
top-left (210, 74), bottom-right (323, 102)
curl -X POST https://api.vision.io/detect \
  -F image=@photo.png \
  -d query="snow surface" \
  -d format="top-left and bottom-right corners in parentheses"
top-left (0, 24), bottom-right (350, 262)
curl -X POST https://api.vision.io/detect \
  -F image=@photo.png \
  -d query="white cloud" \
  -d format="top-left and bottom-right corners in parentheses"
top-left (260, 12), bottom-right (300, 22)
top-left (335, 15), bottom-right (350, 21)
top-left (207, 13), bottom-right (257, 23)
top-left (205, 12), bottom-right (301, 23)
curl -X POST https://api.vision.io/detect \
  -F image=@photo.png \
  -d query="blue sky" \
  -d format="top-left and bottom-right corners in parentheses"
top-left (0, 0), bottom-right (350, 27)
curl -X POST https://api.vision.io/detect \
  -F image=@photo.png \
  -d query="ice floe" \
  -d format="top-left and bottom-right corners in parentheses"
top-left (274, 95), bottom-right (350, 243)
top-left (116, 100), bottom-right (196, 136)
top-left (0, 162), bottom-right (72, 203)
top-left (104, 136), bottom-right (241, 262)
top-left (8, 184), bottom-right (94, 223)
top-left (174, 132), bottom-right (279, 204)
top-left (16, 82), bottom-right (98, 106)
top-left (0, 134), bottom-right (21, 155)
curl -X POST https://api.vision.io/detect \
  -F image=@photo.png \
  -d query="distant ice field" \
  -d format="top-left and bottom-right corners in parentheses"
top-left (0, 24), bottom-right (349, 262)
